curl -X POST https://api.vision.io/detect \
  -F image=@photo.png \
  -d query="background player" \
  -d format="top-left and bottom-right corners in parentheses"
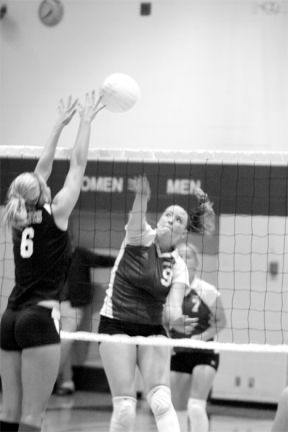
top-left (170, 242), bottom-right (226, 432)
top-left (55, 246), bottom-right (115, 396)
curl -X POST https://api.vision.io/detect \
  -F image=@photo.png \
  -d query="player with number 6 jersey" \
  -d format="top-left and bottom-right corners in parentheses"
top-left (0, 92), bottom-right (102, 432)
top-left (8, 204), bottom-right (71, 309)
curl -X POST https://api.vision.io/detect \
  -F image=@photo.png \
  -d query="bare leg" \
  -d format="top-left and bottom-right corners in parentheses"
top-left (0, 350), bottom-right (22, 423)
top-left (99, 341), bottom-right (137, 396)
top-left (170, 371), bottom-right (191, 432)
top-left (272, 387), bottom-right (288, 432)
top-left (20, 344), bottom-right (61, 428)
top-left (187, 365), bottom-right (216, 432)
top-left (99, 342), bottom-right (137, 432)
top-left (56, 302), bottom-right (82, 393)
top-left (140, 345), bottom-right (180, 432)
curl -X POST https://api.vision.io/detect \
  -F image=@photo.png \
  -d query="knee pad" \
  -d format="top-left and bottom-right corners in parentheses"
top-left (111, 396), bottom-right (136, 431)
top-left (187, 397), bottom-right (206, 415)
top-left (187, 398), bottom-right (208, 432)
top-left (146, 385), bottom-right (172, 418)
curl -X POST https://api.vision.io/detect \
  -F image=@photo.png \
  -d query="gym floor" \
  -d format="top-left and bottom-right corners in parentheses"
top-left (41, 391), bottom-right (276, 432)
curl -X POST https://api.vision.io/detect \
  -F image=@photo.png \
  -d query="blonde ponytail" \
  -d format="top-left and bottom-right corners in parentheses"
top-left (2, 194), bottom-right (28, 228)
top-left (2, 172), bottom-right (41, 229)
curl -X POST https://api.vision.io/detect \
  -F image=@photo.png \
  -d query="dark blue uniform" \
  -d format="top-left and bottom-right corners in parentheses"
top-left (99, 223), bottom-right (188, 335)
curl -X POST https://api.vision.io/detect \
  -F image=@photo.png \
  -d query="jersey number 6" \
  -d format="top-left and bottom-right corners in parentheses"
top-left (20, 227), bottom-right (35, 258)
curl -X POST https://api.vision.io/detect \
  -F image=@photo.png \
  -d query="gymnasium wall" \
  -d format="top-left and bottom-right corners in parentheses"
top-left (0, 0), bottom-right (287, 152)
top-left (1, 0), bottom-right (288, 402)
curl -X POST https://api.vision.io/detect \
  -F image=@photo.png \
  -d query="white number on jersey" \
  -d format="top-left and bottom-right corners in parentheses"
top-left (191, 295), bottom-right (201, 313)
top-left (20, 227), bottom-right (35, 258)
top-left (161, 267), bottom-right (173, 287)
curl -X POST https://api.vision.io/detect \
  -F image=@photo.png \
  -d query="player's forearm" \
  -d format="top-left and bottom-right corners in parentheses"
top-left (78, 248), bottom-right (116, 268)
top-left (35, 122), bottom-right (65, 180)
top-left (195, 327), bottom-right (217, 341)
top-left (70, 119), bottom-right (91, 170)
top-left (163, 305), bottom-right (183, 327)
top-left (128, 193), bottom-right (149, 230)
top-left (196, 319), bottom-right (226, 341)
top-left (131, 192), bottom-right (149, 215)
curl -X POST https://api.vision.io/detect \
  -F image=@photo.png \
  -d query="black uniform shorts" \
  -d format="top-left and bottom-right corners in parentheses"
top-left (0, 305), bottom-right (61, 351)
top-left (99, 315), bottom-right (168, 337)
top-left (170, 349), bottom-right (220, 374)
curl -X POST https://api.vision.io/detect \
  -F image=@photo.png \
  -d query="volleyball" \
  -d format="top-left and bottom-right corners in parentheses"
top-left (38, 0), bottom-right (64, 27)
top-left (99, 73), bottom-right (141, 113)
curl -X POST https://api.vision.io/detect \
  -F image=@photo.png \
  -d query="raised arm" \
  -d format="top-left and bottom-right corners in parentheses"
top-left (52, 92), bottom-right (102, 230)
top-left (126, 175), bottom-right (151, 233)
top-left (34, 96), bottom-right (78, 181)
top-left (75, 247), bottom-right (116, 268)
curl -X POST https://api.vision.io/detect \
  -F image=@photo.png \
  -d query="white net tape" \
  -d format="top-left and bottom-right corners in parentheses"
top-left (61, 331), bottom-right (288, 353)
top-left (2, 145), bottom-right (288, 165)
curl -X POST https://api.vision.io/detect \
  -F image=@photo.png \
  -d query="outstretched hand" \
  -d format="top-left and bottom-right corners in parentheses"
top-left (57, 95), bottom-right (78, 126)
top-left (130, 175), bottom-right (151, 200)
top-left (194, 185), bottom-right (208, 202)
top-left (77, 91), bottom-right (104, 123)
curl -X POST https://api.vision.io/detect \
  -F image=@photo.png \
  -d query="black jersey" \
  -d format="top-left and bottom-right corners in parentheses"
top-left (60, 247), bottom-right (115, 307)
top-left (8, 204), bottom-right (71, 310)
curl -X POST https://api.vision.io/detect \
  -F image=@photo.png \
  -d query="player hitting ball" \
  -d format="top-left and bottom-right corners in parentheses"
top-left (0, 75), bottom-right (139, 432)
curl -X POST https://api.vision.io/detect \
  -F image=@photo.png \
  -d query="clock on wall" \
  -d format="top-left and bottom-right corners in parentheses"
top-left (38, 0), bottom-right (64, 27)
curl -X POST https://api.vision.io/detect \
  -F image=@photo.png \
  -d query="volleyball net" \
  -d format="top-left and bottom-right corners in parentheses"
top-left (1, 146), bottom-right (288, 353)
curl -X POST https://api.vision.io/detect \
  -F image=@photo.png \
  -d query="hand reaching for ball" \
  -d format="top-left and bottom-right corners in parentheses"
top-left (77, 91), bottom-right (104, 123)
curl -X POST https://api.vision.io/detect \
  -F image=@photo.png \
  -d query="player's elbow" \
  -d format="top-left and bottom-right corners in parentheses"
top-left (215, 314), bottom-right (227, 333)
top-left (70, 150), bottom-right (87, 170)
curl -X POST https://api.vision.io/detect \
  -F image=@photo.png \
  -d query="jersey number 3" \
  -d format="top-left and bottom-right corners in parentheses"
top-left (20, 227), bottom-right (35, 258)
